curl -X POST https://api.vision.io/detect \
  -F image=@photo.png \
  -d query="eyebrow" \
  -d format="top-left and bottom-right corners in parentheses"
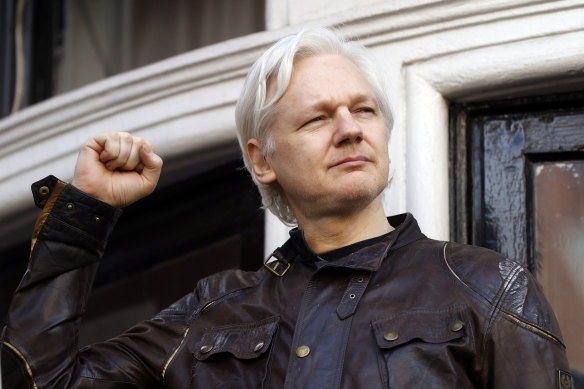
top-left (306, 93), bottom-right (379, 112)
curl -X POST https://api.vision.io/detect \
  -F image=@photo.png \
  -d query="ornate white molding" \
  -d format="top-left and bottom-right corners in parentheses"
top-left (1, 0), bottom-right (582, 252)
top-left (0, 29), bottom-right (291, 245)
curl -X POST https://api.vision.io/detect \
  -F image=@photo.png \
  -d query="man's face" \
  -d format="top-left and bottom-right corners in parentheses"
top-left (253, 54), bottom-right (389, 222)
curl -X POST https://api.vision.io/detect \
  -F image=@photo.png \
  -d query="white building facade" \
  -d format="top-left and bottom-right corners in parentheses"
top-left (2, 0), bottom-right (582, 250)
top-left (1, 0), bottom-right (583, 371)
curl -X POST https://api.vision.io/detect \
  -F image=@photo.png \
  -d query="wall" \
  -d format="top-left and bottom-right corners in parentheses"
top-left (0, 0), bottom-right (583, 256)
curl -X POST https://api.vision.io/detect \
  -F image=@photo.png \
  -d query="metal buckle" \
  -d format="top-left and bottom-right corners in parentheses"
top-left (264, 253), bottom-right (290, 277)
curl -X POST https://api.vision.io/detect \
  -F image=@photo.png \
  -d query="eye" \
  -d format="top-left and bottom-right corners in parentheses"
top-left (304, 115), bottom-right (324, 126)
top-left (356, 107), bottom-right (375, 114)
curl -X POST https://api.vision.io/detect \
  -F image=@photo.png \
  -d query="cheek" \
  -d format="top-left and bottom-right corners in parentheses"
top-left (373, 131), bottom-right (389, 160)
top-left (373, 132), bottom-right (390, 176)
top-left (277, 134), bottom-right (324, 161)
top-left (270, 144), bottom-right (311, 181)
top-left (380, 145), bottom-right (390, 166)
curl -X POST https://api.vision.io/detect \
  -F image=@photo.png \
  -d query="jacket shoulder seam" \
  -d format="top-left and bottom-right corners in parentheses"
top-left (483, 261), bottom-right (564, 347)
top-left (190, 268), bottom-right (271, 320)
top-left (441, 242), bottom-right (501, 306)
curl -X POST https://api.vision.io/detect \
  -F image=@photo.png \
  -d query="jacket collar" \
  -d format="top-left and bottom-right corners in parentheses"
top-left (278, 213), bottom-right (425, 272)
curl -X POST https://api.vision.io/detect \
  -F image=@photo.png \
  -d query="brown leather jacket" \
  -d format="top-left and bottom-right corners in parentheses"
top-left (1, 176), bottom-right (571, 388)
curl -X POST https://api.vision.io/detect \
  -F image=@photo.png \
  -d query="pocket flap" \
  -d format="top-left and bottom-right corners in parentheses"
top-left (372, 306), bottom-right (468, 349)
top-left (194, 316), bottom-right (279, 360)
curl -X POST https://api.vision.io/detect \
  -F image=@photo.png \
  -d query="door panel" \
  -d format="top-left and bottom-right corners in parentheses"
top-left (532, 159), bottom-right (584, 370)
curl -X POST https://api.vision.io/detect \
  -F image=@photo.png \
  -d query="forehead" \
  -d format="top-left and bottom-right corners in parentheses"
top-left (292, 54), bottom-right (365, 82)
top-left (270, 54), bottom-right (377, 109)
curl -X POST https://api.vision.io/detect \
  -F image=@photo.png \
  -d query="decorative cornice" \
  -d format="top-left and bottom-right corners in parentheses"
top-left (0, 0), bottom-right (582, 247)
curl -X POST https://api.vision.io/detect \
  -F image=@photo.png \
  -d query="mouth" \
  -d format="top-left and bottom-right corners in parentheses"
top-left (331, 156), bottom-right (371, 168)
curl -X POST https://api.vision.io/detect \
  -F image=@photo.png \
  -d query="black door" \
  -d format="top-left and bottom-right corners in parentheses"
top-left (450, 92), bottom-right (584, 378)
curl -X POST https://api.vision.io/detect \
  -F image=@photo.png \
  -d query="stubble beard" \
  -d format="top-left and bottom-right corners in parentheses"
top-left (300, 176), bottom-right (388, 220)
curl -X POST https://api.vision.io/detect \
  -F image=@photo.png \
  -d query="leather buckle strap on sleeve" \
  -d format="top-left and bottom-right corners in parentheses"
top-left (31, 175), bottom-right (61, 209)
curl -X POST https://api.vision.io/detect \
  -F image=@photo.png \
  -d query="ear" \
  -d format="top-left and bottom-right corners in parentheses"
top-left (247, 139), bottom-right (277, 184)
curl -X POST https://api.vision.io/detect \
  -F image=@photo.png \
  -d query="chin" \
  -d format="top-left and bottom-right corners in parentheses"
top-left (343, 172), bottom-right (385, 192)
top-left (331, 180), bottom-right (385, 207)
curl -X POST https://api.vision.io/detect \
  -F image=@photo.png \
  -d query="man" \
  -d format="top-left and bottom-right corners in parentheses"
top-left (1, 27), bottom-right (571, 388)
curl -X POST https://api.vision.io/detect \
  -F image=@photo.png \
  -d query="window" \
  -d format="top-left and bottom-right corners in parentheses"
top-left (1, 0), bottom-right (265, 118)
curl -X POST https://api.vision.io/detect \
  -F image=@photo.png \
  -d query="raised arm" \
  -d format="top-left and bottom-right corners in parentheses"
top-left (0, 133), bottom-right (187, 388)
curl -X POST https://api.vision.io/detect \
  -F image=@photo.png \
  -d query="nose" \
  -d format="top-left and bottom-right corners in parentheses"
top-left (332, 108), bottom-right (363, 146)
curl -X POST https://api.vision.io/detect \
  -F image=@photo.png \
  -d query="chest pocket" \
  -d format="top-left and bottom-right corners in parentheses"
top-left (371, 306), bottom-right (475, 389)
top-left (191, 316), bottom-right (279, 388)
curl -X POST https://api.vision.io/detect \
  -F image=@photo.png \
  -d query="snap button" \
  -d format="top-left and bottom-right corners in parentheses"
top-left (93, 215), bottom-right (102, 223)
top-left (66, 203), bottom-right (75, 210)
top-left (254, 341), bottom-right (265, 352)
top-left (450, 320), bottom-right (464, 332)
top-left (200, 344), bottom-right (214, 354)
top-left (39, 186), bottom-right (50, 196)
top-left (296, 345), bottom-right (310, 358)
top-left (383, 331), bottom-right (399, 341)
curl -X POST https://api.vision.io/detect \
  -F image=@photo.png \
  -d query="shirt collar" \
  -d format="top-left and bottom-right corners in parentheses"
top-left (284, 213), bottom-right (426, 272)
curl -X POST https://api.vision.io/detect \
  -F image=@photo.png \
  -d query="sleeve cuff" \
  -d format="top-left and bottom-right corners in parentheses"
top-left (31, 175), bottom-right (123, 245)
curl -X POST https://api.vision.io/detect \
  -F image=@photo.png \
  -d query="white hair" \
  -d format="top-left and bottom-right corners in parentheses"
top-left (235, 26), bottom-right (394, 225)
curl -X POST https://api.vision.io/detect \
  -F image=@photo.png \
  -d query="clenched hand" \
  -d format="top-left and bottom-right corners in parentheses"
top-left (72, 132), bottom-right (163, 207)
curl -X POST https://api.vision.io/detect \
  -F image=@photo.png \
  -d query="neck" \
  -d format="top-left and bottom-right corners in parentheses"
top-left (295, 197), bottom-right (393, 254)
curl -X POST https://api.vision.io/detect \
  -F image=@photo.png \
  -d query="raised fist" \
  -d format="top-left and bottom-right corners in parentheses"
top-left (72, 132), bottom-right (163, 207)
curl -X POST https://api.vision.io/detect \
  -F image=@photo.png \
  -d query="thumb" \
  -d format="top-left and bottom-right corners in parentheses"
top-left (139, 143), bottom-right (163, 185)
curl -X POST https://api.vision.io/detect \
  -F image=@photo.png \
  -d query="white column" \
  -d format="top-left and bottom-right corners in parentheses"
top-left (264, 211), bottom-right (291, 257)
top-left (405, 70), bottom-right (450, 240)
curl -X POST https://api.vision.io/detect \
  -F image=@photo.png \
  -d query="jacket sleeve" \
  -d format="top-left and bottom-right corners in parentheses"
top-left (484, 258), bottom-right (572, 388)
top-left (444, 242), bottom-right (572, 388)
top-left (1, 176), bottom-right (191, 388)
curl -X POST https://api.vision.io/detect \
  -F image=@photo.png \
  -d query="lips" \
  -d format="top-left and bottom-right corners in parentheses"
top-left (331, 155), bottom-right (370, 168)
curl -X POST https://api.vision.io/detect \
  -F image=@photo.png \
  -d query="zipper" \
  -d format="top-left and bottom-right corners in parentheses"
top-left (201, 289), bottom-right (244, 313)
top-left (2, 341), bottom-right (37, 389)
top-left (161, 288), bottom-right (245, 383)
top-left (501, 312), bottom-right (565, 347)
top-left (161, 328), bottom-right (190, 384)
